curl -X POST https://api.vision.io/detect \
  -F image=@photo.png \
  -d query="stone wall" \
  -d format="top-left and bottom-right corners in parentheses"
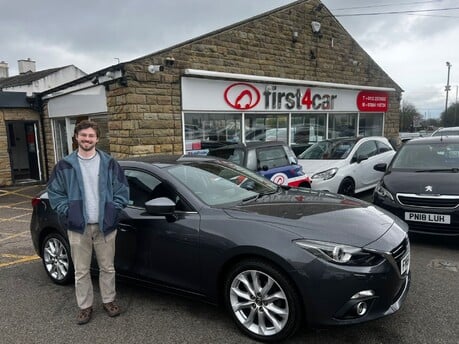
top-left (107, 0), bottom-right (402, 157)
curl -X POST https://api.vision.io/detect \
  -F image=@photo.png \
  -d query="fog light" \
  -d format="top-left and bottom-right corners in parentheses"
top-left (351, 290), bottom-right (375, 299)
top-left (355, 301), bottom-right (368, 316)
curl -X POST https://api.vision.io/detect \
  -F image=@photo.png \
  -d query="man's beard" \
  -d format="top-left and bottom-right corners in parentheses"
top-left (78, 142), bottom-right (95, 151)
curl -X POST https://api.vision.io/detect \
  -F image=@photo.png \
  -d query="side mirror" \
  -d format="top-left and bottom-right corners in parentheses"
top-left (145, 197), bottom-right (176, 215)
top-left (374, 163), bottom-right (387, 172)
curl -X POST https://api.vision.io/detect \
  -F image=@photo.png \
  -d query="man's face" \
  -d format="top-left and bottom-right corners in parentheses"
top-left (75, 127), bottom-right (99, 152)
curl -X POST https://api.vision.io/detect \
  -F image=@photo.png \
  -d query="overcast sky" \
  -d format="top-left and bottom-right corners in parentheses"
top-left (2, 0), bottom-right (459, 118)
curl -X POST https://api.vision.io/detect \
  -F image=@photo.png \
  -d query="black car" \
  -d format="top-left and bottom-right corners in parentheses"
top-left (31, 155), bottom-right (410, 342)
top-left (373, 136), bottom-right (459, 236)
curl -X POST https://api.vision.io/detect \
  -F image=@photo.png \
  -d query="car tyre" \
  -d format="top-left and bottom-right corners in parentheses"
top-left (338, 177), bottom-right (355, 196)
top-left (41, 232), bottom-right (74, 285)
top-left (224, 260), bottom-right (302, 342)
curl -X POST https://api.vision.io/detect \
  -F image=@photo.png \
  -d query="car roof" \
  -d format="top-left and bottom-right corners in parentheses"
top-left (119, 154), bottom-right (230, 167)
top-left (314, 136), bottom-right (387, 144)
top-left (436, 126), bottom-right (459, 131)
top-left (404, 136), bottom-right (459, 145)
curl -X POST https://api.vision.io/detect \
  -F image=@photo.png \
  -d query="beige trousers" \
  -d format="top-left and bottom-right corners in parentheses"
top-left (67, 224), bottom-right (117, 309)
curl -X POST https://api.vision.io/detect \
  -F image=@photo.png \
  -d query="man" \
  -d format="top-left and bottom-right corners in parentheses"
top-left (47, 120), bottom-right (129, 325)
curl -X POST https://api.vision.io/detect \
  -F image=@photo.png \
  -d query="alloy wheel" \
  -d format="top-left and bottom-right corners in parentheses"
top-left (43, 236), bottom-right (70, 282)
top-left (229, 269), bottom-right (289, 336)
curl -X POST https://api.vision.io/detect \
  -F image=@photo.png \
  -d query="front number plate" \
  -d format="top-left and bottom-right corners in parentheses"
top-left (405, 212), bottom-right (451, 224)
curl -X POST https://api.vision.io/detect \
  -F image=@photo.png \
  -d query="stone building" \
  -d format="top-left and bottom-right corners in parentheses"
top-left (0, 62), bottom-right (86, 185)
top-left (2, 0), bottom-right (403, 186)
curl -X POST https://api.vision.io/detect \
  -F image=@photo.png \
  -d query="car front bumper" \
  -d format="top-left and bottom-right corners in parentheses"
top-left (374, 194), bottom-right (459, 236)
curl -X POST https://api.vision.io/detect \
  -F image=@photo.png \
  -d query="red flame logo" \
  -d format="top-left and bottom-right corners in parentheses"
top-left (224, 83), bottom-right (261, 110)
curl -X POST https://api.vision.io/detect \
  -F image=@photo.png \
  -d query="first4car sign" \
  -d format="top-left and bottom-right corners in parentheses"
top-left (182, 77), bottom-right (390, 113)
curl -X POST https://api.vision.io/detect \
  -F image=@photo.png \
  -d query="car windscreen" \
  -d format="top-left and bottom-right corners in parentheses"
top-left (391, 142), bottom-right (459, 170)
top-left (167, 162), bottom-right (278, 206)
top-left (298, 140), bottom-right (355, 160)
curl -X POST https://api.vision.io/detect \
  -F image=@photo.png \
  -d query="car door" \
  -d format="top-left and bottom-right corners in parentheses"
top-left (351, 140), bottom-right (380, 189)
top-left (117, 168), bottom-right (201, 293)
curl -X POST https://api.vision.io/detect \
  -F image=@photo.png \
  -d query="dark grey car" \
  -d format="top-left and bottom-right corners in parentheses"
top-left (30, 155), bottom-right (410, 342)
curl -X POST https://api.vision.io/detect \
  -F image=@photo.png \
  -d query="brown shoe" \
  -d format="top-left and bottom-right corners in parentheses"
top-left (77, 306), bottom-right (93, 325)
top-left (103, 301), bottom-right (121, 317)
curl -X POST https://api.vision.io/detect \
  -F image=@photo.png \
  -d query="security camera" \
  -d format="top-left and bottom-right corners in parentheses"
top-left (147, 64), bottom-right (164, 74)
top-left (164, 57), bottom-right (175, 66)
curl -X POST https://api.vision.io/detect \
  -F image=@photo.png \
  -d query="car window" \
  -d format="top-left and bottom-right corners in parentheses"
top-left (124, 169), bottom-right (188, 211)
top-left (376, 141), bottom-right (393, 154)
top-left (354, 141), bottom-right (378, 160)
top-left (257, 146), bottom-right (289, 170)
top-left (209, 148), bottom-right (244, 165)
top-left (124, 169), bottom-right (161, 207)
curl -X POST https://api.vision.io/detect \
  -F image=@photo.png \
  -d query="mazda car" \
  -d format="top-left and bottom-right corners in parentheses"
top-left (373, 136), bottom-right (459, 236)
top-left (31, 155), bottom-right (410, 342)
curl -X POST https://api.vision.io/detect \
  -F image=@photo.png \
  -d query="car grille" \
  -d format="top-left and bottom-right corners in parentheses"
top-left (406, 221), bottom-right (459, 235)
top-left (391, 238), bottom-right (409, 274)
top-left (397, 193), bottom-right (459, 209)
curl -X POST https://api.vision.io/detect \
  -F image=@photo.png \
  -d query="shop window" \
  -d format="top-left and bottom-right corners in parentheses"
top-left (52, 119), bottom-right (69, 161)
top-left (328, 113), bottom-right (357, 139)
top-left (245, 114), bottom-right (288, 143)
top-left (184, 113), bottom-right (241, 154)
top-left (359, 113), bottom-right (383, 137)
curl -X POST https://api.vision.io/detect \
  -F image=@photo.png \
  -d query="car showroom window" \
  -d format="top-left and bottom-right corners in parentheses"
top-left (359, 113), bottom-right (383, 136)
top-left (328, 113), bottom-right (357, 139)
top-left (245, 114), bottom-right (288, 143)
top-left (291, 114), bottom-right (326, 145)
top-left (184, 113), bottom-right (242, 154)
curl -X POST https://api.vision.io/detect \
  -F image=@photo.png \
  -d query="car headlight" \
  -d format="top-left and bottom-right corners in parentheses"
top-left (294, 239), bottom-right (383, 266)
top-left (311, 168), bottom-right (338, 180)
top-left (374, 183), bottom-right (394, 201)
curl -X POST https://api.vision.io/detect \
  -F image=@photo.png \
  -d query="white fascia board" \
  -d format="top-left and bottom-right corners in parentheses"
top-left (184, 69), bottom-right (396, 92)
top-left (42, 69), bottom-right (123, 100)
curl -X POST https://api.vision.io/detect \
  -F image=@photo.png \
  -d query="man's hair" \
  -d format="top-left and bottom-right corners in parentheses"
top-left (74, 120), bottom-right (100, 138)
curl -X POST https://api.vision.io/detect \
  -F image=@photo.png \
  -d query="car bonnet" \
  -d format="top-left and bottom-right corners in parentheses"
top-left (297, 159), bottom-right (346, 176)
top-left (225, 192), bottom-right (396, 247)
top-left (383, 170), bottom-right (459, 195)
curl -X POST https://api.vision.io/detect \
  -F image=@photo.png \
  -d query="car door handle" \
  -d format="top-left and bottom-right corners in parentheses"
top-left (118, 223), bottom-right (136, 232)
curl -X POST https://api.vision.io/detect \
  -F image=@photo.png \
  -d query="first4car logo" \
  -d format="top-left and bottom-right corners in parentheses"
top-left (224, 83), bottom-right (261, 109)
top-left (224, 83), bottom-right (388, 112)
top-left (224, 83), bottom-right (338, 111)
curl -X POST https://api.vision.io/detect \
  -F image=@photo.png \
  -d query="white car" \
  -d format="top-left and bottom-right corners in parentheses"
top-left (297, 136), bottom-right (396, 195)
top-left (431, 126), bottom-right (459, 136)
